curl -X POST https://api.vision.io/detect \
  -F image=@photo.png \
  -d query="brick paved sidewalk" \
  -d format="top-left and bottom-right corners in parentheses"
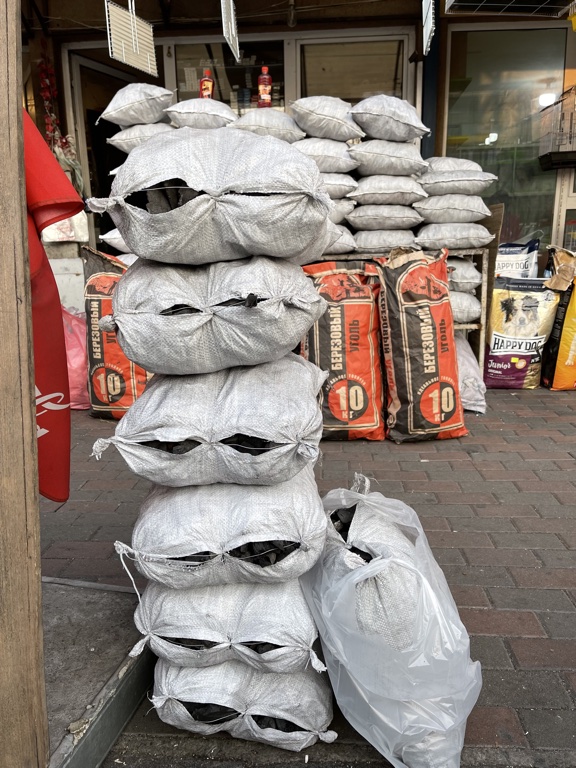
top-left (41, 388), bottom-right (576, 766)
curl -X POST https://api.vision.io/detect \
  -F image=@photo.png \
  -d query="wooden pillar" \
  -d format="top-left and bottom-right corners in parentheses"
top-left (0, 1), bottom-right (50, 766)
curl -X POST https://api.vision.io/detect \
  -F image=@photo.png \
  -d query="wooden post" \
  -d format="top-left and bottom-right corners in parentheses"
top-left (0, 1), bottom-right (50, 766)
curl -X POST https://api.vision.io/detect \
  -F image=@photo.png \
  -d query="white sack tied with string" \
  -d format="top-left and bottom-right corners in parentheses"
top-left (115, 465), bottom-right (327, 589)
top-left (131, 579), bottom-right (324, 673)
top-left (87, 127), bottom-right (335, 265)
top-left (152, 659), bottom-right (337, 752)
top-left (300, 475), bottom-right (481, 768)
top-left (99, 256), bottom-right (327, 375)
top-left (92, 354), bottom-right (326, 486)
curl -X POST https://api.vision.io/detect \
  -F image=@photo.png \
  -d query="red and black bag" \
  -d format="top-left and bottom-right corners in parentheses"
top-left (376, 249), bottom-right (467, 443)
top-left (302, 260), bottom-right (385, 441)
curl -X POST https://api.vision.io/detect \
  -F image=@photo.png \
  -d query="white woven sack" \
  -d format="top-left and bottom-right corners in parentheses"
top-left (152, 659), bottom-right (337, 752)
top-left (351, 95), bottom-right (430, 142)
top-left (413, 194), bottom-right (491, 224)
top-left (131, 579), bottom-right (324, 673)
top-left (290, 96), bottom-right (364, 141)
top-left (348, 140), bottom-right (428, 177)
top-left (321, 173), bottom-right (358, 199)
top-left (99, 83), bottom-right (174, 126)
top-left (99, 228), bottom-right (130, 253)
top-left (164, 99), bottom-right (238, 128)
top-left (449, 291), bottom-right (481, 323)
top-left (348, 176), bottom-right (427, 206)
top-left (455, 333), bottom-right (486, 414)
top-left (117, 465), bottom-right (326, 588)
top-left (323, 224), bottom-right (356, 255)
top-left (416, 223), bottom-right (494, 250)
top-left (419, 170), bottom-right (497, 196)
top-left (107, 123), bottom-right (176, 154)
top-left (329, 198), bottom-right (357, 224)
top-left (354, 230), bottom-right (416, 253)
top-left (293, 138), bottom-right (359, 173)
top-left (426, 157), bottom-right (482, 172)
top-left (346, 205), bottom-right (423, 232)
top-left (92, 354), bottom-right (326, 486)
top-left (227, 109), bottom-right (304, 143)
top-left (89, 128), bottom-right (334, 265)
top-left (99, 256), bottom-right (327, 375)
top-left (447, 257), bottom-right (482, 293)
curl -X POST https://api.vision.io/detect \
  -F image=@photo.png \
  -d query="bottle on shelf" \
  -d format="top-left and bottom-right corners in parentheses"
top-left (200, 69), bottom-right (214, 99)
top-left (258, 66), bottom-right (272, 108)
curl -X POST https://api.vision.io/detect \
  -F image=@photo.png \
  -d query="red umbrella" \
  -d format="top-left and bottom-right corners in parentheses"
top-left (23, 109), bottom-right (84, 502)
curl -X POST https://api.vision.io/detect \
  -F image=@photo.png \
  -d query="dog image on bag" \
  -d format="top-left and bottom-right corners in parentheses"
top-left (500, 295), bottom-right (540, 339)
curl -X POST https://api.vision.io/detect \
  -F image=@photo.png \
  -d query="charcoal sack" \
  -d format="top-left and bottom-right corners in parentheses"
top-left (485, 276), bottom-right (560, 389)
top-left (131, 579), bottom-right (324, 673)
top-left (300, 476), bottom-right (481, 768)
top-left (101, 256), bottom-right (327, 374)
top-left (87, 128), bottom-right (335, 265)
top-left (152, 659), bottom-right (337, 752)
top-left (81, 247), bottom-right (151, 419)
top-left (92, 354), bottom-right (325, 486)
top-left (377, 249), bottom-right (467, 442)
top-left (302, 260), bottom-right (385, 440)
top-left (542, 278), bottom-right (576, 390)
top-left (115, 465), bottom-right (327, 588)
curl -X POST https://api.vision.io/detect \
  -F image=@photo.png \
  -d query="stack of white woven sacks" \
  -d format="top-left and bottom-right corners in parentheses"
top-left (87, 118), bottom-right (340, 751)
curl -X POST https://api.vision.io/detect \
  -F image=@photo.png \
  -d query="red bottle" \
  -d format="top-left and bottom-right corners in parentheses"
top-left (200, 69), bottom-right (214, 99)
top-left (258, 66), bottom-right (272, 108)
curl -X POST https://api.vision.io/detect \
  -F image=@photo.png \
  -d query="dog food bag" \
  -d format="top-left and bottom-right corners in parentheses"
top-left (541, 278), bottom-right (576, 390)
top-left (376, 249), bottom-right (467, 443)
top-left (302, 261), bottom-right (385, 441)
top-left (81, 247), bottom-right (151, 420)
top-left (485, 276), bottom-right (560, 389)
top-left (495, 239), bottom-right (539, 279)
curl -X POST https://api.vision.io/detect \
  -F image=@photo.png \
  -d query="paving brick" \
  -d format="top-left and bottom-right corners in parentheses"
top-left (490, 533), bottom-right (565, 549)
top-left (91, 526), bottom-right (135, 543)
top-left (510, 638), bottom-right (576, 669)
top-left (487, 588), bottom-right (576, 612)
top-left (537, 550), bottom-right (576, 568)
top-left (449, 585), bottom-right (490, 608)
top-left (474, 505), bottom-right (539, 518)
top-left (459, 609), bottom-right (546, 638)
top-left (537, 506), bottom-right (576, 519)
top-left (554, 492), bottom-right (576, 505)
top-left (464, 549), bottom-right (539, 567)
top-left (514, 518), bottom-right (576, 534)
top-left (448, 517), bottom-right (516, 532)
top-left (81, 477), bottom-right (141, 491)
top-left (42, 541), bottom-right (116, 559)
top-left (470, 637), bottom-right (513, 669)
top-left (464, 707), bottom-right (528, 747)
top-left (539, 612), bottom-right (576, 639)
top-left (419, 517), bottom-right (450, 531)
top-left (431, 548), bottom-right (466, 565)
top-left (41, 522), bottom-right (99, 545)
top-left (387, 491), bottom-right (438, 506)
top-left (563, 533), bottom-right (576, 548)
top-left (427, 531), bottom-right (493, 548)
top-left (412, 504), bottom-right (474, 518)
top-left (491, 492), bottom-right (560, 506)
top-left (566, 671), bottom-right (576, 694)
top-left (41, 558), bottom-right (72, 577)
top-left (436, 493), bottom-right (498, 505)
top-left (441, 565), bottom-right (514, 587)
top-left (59, 558), bottom-right (126, 579)
top-left (519, 710), bottom-right (576, 749)
top-left (404, 481), bottom-right (461, 492)
top-left (511, 568), bottom-right (576, 589)
top-left (478, 670), bottom-right (572, 708)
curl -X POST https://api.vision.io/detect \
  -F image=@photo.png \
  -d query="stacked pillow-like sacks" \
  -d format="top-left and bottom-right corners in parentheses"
top-left (88, 115), bottom-right (339, 751)
top-left (416, 157), bottom-right (496, 325)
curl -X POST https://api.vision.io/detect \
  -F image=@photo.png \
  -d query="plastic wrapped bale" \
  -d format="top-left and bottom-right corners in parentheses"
top-left (131, 579), bottom-right (324, 673)
top-left (87, 127), bottom-right (335, 265)
top-left (99, 256), bottom-right (327, 375)
top-left (300, 475), bottom-right (481, 768)
top-left (115, 466), bottom-right (327, 589)
top-left (152, 659), bottom-right (337, 752)
top-left (92, 354), bottom-right (326, 486)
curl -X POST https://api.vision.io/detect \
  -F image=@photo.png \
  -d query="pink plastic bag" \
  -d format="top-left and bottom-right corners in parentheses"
top-left (62, 306), bottom-right (90, 410)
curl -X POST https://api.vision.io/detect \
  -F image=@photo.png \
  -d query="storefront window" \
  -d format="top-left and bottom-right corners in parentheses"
top-left (301, 40), bottom-right (404, 102)
top-left (175, 41), bottom-right (284, 112)
top-left (447, 29), bottom-right (566, 244)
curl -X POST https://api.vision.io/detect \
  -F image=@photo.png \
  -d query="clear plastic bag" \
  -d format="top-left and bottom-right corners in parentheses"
top-left (300, 475), bottom-right (481, 768)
